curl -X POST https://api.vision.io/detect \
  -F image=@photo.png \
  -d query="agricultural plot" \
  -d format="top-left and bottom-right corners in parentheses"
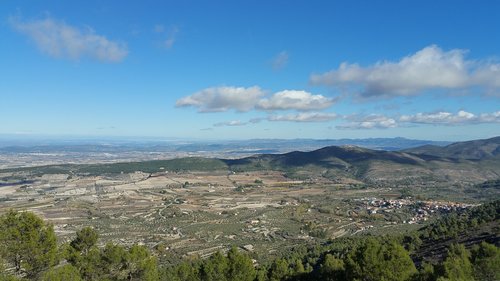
top-left (0, 167), bottom-right (485, 265)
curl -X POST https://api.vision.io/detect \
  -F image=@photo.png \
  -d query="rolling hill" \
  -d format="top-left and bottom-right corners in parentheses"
top-left (2, 137), bottom-right (499, 185)
top-left (223, 137), bottom-right (500, 184)
top-left (403, 136), bottom-right (500, 160)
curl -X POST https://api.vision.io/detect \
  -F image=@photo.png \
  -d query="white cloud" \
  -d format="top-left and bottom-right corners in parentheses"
top-left (272, 51), bottom-right (289, 70)
top-left (479, 111), bottom-right (500, 122)
top-left (399, 110), bottom-right (500, 125)
top-left (311, 45), bottom-right (500, 98)
top-left (214, 120), bottom-right (247, 127)
top-left (177, 87), bottom-right (337, 113)
top-left (175, 86), bottom-right (265, 112)
top-left (268, 112), bottom-right (337, 122)
top-left (10, 16), bottom-right (128, 62)
top-left (472, 63), bottom-right (500, 89)
top-left (337, 115), bottom-right (397, 130)
top-left (257, 90), bottom-right (335, 111)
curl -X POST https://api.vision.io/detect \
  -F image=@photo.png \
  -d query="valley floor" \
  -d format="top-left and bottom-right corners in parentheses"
top-left (0, 169), bottom-right (485, 264)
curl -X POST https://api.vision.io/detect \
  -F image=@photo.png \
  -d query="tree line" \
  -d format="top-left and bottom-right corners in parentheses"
top-left (0, 200), bottom-right (498, 281)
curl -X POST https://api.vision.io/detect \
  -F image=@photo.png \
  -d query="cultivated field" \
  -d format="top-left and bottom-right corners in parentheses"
top-left (1, 166), bottom-right (485, 265)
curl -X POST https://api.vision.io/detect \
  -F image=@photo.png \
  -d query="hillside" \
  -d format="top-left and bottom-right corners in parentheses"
top-left (403, 136), bottom-right (500, 160)
top-left (2, 137), bottom-right (499, 185)
top-left (223, 139), bottom-right (500, 184)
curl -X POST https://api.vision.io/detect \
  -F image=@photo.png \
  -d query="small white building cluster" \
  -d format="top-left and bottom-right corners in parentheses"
top-left (358, 197), bottom-right (476, 224)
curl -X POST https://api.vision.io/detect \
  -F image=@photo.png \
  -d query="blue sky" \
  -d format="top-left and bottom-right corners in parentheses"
top-left (1, 0), bottom-right (499, 141)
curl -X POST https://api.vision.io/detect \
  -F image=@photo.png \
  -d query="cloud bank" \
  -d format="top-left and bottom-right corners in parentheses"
top-left (209, 110), bottom-right (499, 129)
top-left (176, 46), bottom-right (499, 130)
top-left (311, 45), bottom-right (500, 98)
top-left (338, 110), bottom-right (500, 129)
top-left (177, 87), bottom-right (334, 113)
top-left (400, 110), bottom-right (500, 125)
top-left (10, 16), bottom-right (128, 62)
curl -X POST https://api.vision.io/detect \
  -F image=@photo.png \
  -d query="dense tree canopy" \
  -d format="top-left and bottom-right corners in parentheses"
top-left (345, 238), bottom-right (417, 281)
top-left (0, 210), bottom-right (57, 278)
top-left (437, 244), bottom-right (474, 281)
top-left (470, 242), bottom-right (500, 281)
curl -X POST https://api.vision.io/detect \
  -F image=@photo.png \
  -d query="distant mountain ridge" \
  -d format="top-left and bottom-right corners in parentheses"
top-left (403, 136), bottom-right (500, 160)
top-left (223, 136), bottom-right (500, 184)
top-left (0, 137), bottom-right (450, 152)
top-left (2, 136), bottom-right (499, 185)
top-left (0, 137), bottom-right (452, 169)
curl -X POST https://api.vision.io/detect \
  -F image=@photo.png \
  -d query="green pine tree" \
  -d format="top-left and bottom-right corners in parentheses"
top-left (0, 210), bottom-right (58, 279)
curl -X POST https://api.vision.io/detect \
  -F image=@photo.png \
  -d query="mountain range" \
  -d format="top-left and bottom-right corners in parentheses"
top-left (4, 136), bottom-right (499, 186)
top-left (223, 136), bottom-right (500, 185)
